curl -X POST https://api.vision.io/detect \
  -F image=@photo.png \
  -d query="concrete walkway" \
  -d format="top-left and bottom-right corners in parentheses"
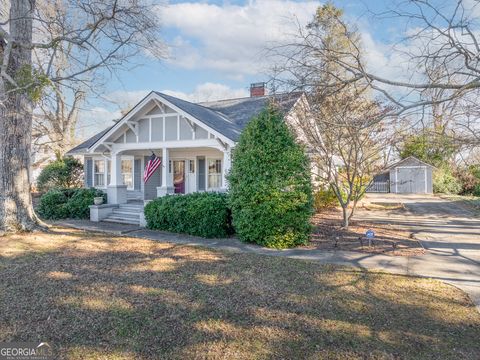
top-left (358, 194), bottom-right (480, 311)
top-left (54, 210), bottom-right (480, 312)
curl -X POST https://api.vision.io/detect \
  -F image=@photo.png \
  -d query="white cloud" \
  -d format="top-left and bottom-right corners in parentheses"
top-left (105, 82), bottom-right (248, 107)
top-left (105, 90), bottom-right (151, 108)
top-left (159, 0), bottom-right (320, 76)
top-left (77, 91), bottom-right (151, 138)
top-left (76, 106), bottom-right (122, 139)
top-left (162, 82), bottom-right (249, 102)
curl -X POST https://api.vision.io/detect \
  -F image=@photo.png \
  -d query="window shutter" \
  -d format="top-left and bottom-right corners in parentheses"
top-left (85, 158), bottom-right (93, 188)
top-left (197, 157), bottom-right (206, 191)
top-left (134, 159), bottom-right (141, 191)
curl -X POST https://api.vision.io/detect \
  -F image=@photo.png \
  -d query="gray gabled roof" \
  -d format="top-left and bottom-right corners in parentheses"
top-left (199, 92), bottom-right (303, 138)
top-left (155, 92), bottom-right (243, 141)
top-left (67, 125), bottom-right (114, 155)
top-left (68, 91), bottom-right (304, 154)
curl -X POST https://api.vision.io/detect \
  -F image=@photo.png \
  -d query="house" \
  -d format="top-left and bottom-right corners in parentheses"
top-left (67, 84), bottom-right (306, 225)
top-left (368, 156), bottom-right (435, 194)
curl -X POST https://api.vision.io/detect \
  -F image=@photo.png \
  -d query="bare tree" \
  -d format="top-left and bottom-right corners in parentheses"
top-left (31, 0), bottom-right (86, 166)
top-left (0, 0), bottom-right (164, 232)
top-left (32, 86), bottom-right (85, 167)
top-left (292, 88), bottom-right (387, 228)
top-left (272, 1), bottom-right (480, 143)
top-left (275, 4), bottom-right (389, 228)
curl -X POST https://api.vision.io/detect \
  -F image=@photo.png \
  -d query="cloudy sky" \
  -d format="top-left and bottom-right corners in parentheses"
top-left (77, 0), bottom-right (417, 138)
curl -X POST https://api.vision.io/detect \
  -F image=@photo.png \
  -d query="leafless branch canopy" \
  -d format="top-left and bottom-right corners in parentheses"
top-left (1, 0), bottom-right (165, 96)
top-left (0, 0), bottom-right (165, 163)
top-left (270, 0), bottom-right (480, 147)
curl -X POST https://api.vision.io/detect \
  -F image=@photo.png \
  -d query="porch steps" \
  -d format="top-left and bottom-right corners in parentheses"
top-left (102, 202), bottom-right (144, 226)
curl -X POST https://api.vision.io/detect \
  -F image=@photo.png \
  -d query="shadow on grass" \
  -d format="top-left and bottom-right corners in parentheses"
top-left (0, 229), bottom-right (479, 359)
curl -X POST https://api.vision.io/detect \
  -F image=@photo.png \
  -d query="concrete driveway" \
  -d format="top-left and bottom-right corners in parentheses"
top-left (360, 193), bottom-right (480, 310)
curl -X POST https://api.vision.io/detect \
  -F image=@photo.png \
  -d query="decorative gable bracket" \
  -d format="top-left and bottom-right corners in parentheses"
top-left (126, 122), bottom-right (138, 137)
top-left (216, 138), bottom-right (229, 151)
top-left (185, 118), bottom-right (196, 132)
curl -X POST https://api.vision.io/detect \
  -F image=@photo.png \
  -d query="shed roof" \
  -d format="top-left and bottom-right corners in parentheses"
top-left (385, 156), bottom-right (436, 170)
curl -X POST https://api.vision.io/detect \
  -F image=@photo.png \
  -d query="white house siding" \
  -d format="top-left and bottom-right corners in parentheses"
top-left (151, 118), bottom-right (163, 141)
top-left (167, 148), bottom-right (225, 193)
top-left (85, 147), bottom-right (225, 199)
top-left (165, 116), bottom-right (177, 141)
top-left (179, 118), bottom-right (192, 140)
top-left (195, 126), bottom-right (208, 139)
top-left (125, 129), bottom-right (136, 143)
top-left (138, 118), bottom-right (149, 142)
top-left (89, 102), bottom-right (231, 156)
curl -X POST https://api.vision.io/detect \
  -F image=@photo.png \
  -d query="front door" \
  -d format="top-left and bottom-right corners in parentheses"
top-left (173, 160), bottom-right (185, 194)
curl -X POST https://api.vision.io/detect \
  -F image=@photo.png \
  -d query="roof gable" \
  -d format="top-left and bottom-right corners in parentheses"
top-left (386, 156), bottom-right (436, 170)
top-left (67, 91), bottom-right (305, 154)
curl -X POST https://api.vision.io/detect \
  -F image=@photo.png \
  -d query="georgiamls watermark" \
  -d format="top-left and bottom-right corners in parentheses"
top-left (0, 342), bottom-right (53, 360)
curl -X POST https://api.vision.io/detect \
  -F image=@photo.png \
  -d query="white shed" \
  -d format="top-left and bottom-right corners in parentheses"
top-left (369, 156), bottom-right (435, 194)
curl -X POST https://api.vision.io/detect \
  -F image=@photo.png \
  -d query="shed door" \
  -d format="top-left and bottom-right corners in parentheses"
top-left (396, 167), bottom-right (426, 193)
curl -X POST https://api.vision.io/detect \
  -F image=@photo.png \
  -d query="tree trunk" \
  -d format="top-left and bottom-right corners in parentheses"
top-left (348, 198), bottom-right (359, 221)
top-left (341, 206), bottom-right (349, 229)
top-left (0, 0), bottom-right (38, 232)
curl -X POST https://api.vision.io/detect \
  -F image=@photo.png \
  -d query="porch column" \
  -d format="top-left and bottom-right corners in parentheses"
top-left (222, 148), bottom-right (232, 190)
top-left (162, 147), bottom-right (168, 187)
top-left (157, 147), bottom-right (174, 197)
top-left (107, 152), bottom-right (127, 204)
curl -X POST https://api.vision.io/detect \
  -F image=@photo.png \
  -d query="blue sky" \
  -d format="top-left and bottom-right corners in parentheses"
top-left (77, 0), bottom-right (428, 137)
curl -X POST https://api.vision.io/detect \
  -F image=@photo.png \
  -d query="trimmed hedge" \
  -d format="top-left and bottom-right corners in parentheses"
top-left (144, 192), bottom-right (233, 238)
top-left (37, 188), bottom-right (106, 220)
top-left (227, 106), bottom-right (313, 249)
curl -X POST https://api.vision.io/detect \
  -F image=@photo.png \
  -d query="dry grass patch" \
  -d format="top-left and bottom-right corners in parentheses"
top-left (0, 227), bottom-right (479, 359)
top-left (310, 209), bottom-right (424, 256)
top-left (440, 194), bottom-right (480, 216)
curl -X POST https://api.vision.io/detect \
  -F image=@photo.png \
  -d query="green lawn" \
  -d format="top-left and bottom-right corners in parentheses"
top-left (1, 228), bottom-right (479, 359)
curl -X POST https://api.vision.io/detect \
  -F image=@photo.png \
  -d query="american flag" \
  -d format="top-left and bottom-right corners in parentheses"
top-left (144, 153), bottom-right (161, 183)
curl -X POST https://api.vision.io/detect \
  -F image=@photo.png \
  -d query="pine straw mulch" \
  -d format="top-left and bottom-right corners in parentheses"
top-left (307, 208), bottom-right (425, 256)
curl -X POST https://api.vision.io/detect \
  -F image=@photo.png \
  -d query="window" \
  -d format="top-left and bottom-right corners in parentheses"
top-left (121, 159), bottom-right (133, 189)
top-left (94, 160), bottom-right (105, 187)
top-left (189, 160), bottom-right (195, 173)
top-left (207, 159), bottom-right (222, 189)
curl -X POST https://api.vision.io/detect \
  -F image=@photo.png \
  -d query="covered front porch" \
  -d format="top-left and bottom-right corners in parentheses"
top-left (76, 91), bottom-right (236, 225)
top-left (87, 146), bottom-right (231, 204)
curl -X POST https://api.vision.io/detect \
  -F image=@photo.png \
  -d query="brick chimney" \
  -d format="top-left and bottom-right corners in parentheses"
top-left (250, 82), bottom-right (266, 97)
